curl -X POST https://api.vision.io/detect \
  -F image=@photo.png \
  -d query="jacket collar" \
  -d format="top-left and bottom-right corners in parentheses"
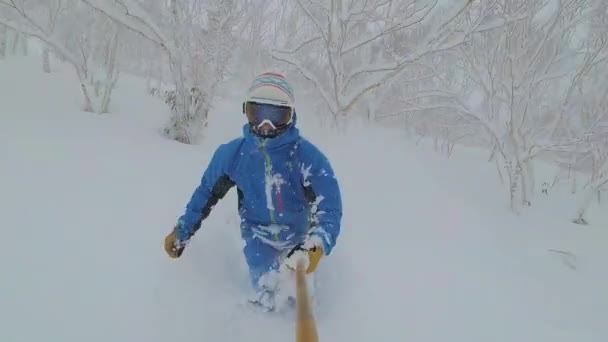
top-left (242, 110), bottom-right (300, 150)
top-left (242, 123), bottom-right (300, 150)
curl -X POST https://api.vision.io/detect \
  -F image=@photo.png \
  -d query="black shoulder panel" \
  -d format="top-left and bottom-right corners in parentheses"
top-left (191, 175), bottom-right (235, 235)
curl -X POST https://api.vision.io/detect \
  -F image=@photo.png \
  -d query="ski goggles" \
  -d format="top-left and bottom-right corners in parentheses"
top-left (243, 101), bottom-right (293, 128)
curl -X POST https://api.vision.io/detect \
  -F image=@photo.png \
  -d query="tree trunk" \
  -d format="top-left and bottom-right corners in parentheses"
top-left (75, 66), bottom-right (94, 112)
top-left (42, 46), bottom-right (51, 73)
top-left (574, 188), bottom-right (596, 225)
top-left (0, 25), bottom-right (7, 58)
top-left (519, 158), bottom-right (533, 207)
top-left (502, 157), bottom-right (518, 213)
top-left (162, 54), bottom-right (196, 144)
top-left (501, 153), bottom-right (533, 213)
top-left (99, 72), bottom-right (118, 114)
top-left (146, 69), bottom-right (152, 93)
top-left (571, 171), bottom-right (577, 194)
top-left (98, 28), bottom-right (120, 114)
top-left (495, 159), bottom-right (505, 184)
top-left (20, 35), bottom-right (27, 55)
top-left (574, 160), bottom-right (608, 224)
top-left (488, 143), bottom-right (497, 162)
top-left (11, 31), bottom-right (19, 54)
top-left (161, 0), bottom-right (196, 143)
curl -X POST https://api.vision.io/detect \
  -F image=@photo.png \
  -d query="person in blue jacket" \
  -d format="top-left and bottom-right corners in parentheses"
top-left (163, 72), bottom-right (343, 311)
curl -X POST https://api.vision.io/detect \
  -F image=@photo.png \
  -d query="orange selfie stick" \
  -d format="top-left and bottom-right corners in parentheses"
top-left (295, 258), bottom-right (319, 342)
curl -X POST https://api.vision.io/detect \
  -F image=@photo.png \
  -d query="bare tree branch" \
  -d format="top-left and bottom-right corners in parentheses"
top-left (341, 0), bottom-right (439, 55)
top-left (270, 50), bottom-right (336, 113)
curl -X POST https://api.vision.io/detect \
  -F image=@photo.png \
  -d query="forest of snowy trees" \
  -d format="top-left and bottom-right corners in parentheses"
top-left (1, 0), bottom-right (606, 221)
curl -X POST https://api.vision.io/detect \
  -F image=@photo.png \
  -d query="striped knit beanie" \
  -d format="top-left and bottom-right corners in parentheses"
top-left (246, 72), bottom-right (295, 108)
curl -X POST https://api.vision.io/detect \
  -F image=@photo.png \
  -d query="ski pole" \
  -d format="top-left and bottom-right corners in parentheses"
top-left (295, 258), bottom-right (318, 342)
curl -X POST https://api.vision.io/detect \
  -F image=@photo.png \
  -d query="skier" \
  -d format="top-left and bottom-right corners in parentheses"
top-left (163, 72), bottom-right (343, 311)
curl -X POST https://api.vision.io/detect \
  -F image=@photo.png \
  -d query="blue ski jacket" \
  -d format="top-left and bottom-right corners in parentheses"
top-left (175, 114), bottom-right (342, 255)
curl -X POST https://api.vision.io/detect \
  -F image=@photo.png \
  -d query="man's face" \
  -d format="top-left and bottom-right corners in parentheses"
top-left (257, 121), bottom-right (276, 137)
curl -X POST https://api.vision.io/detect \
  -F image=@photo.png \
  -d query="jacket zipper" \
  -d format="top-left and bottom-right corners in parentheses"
top-left (275, 185), bottom-right (283, 216)
top-left (259, 139), bottom-right (278, 226)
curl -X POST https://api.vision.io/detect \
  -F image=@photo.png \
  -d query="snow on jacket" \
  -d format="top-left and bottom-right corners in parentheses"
top-left (175, 114), bottom-right (342, 255)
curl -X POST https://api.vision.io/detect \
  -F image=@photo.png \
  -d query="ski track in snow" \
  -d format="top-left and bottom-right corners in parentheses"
top-left (1, 53), bottom-right (607, 342)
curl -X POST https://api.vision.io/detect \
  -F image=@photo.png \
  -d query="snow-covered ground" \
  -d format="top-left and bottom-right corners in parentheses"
top-left (1, 55), bottom-right (606, 342)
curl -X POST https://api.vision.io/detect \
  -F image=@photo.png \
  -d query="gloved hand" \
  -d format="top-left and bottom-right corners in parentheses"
top-left (284, 235), bottom-right (324, 274)
top-left (163, 228), bottom-right (187, 259)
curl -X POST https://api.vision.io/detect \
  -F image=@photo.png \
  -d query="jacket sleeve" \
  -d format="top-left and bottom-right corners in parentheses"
top-left (299, 140), bottom-right (343, 255)
top-left (175, 143), bottom-right (237, 242)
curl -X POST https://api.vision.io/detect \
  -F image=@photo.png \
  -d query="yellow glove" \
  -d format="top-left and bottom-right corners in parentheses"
top-left (164, 229), bottom-right (186, 259)
top-left (305, 245), bottom-right (323, 274)
top-left (285, 243), bottom-right (324, 274)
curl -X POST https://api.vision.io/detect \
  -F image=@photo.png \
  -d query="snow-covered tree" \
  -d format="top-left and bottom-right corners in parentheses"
top-left (269, 0), bottom-right (517, 129)
top-left (563, 8), bottom-right (608, 224)
top-left (437, 0), bottom-right (600, 212)
top-left (0, 0), bottom-right (94, 111)
top-left (232, 0), bottom-right (278, 80)
top-left (57, 5), bottom-right (124, 113)
top-left (83, 0), bottom-right (241, 144)
top-left (88, 17), bottom-right (122, 114)
top-left (40, 0), bottom-right (65, 73)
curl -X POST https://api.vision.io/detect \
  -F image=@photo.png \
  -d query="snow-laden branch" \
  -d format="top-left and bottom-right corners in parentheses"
top-left (525, 1), bottom-right (598, 85)
top-left (340, 0), bottom-right (439, 55)
top-left (338, 1), bottom-right (529, 112)
top-left (380, 103), bottom-right (473, 118)
top-left (533, 70), bottom-right (576, 85)
top-left (270, 50), bottom-right (336, 113)
top-left (344, 59), bottom-right (441, 93)
top-left (549, 35), bottom-right (608, 138)
top-left (273, 35), bottom-right (322, 54)
top-left (474, 13), bottom-right (529, 33)
top-left (294, 0), bottom-right (328, 44)
top-left (379, 98), bottom-right (504, 150)
top-left (399, 89), bottom-right (464, 104)
top-left (341, 20), bottom-right (475, 113)
top-left (81, 0), bottom-right (170, 54)
top-left (1, 0), bottom-right (49, 37)
top-left (0, 15), bottom-right (81, 68)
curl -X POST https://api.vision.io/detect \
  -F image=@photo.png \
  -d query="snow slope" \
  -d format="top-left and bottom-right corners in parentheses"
top-left (1, 55), bottom-right (607, 342)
